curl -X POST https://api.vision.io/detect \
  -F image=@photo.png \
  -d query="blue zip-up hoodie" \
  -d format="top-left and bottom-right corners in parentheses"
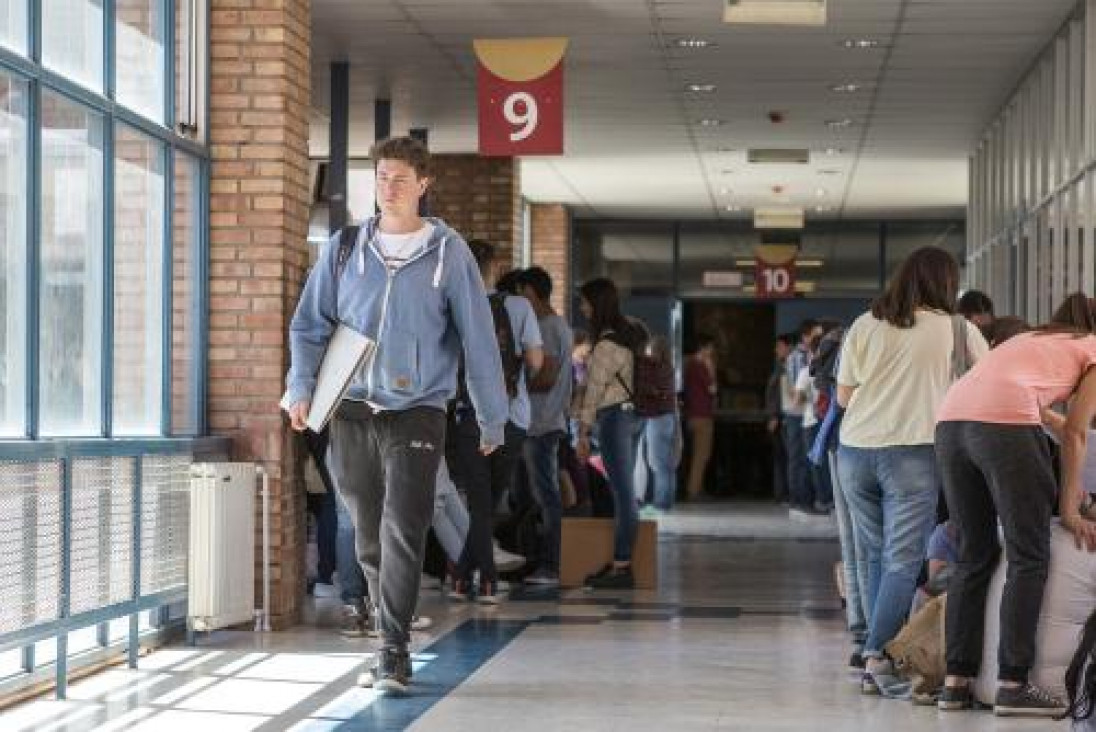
top-left (286, 216), bottom-right (509, 448)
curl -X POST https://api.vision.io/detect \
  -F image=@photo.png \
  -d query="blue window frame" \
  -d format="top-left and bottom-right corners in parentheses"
top-left (0, 0), bottom-right (209, 440)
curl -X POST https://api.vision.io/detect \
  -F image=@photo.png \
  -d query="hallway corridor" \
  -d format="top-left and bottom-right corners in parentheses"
top-left (0, 504), bottom-right (1066, 731)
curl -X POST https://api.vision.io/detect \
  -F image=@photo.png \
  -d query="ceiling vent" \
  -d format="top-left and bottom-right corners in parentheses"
top-left (748, 148), bottom-right (811, 164)
top-left (755, 207), bottom-right (805, 230)
top-left (724, 0), bottom-right (827, 26)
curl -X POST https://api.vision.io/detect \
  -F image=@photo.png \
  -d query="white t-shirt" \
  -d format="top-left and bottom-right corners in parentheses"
top-left (376, 223), bottom-right (434, 271)
top-left (837, 310), bottom-right (989, 448)
top-left (796, 367), bottom-right (819, 429)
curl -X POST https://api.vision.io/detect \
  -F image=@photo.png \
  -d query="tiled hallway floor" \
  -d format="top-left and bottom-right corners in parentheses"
top-left (0, 502), bottom-right (1068, 730)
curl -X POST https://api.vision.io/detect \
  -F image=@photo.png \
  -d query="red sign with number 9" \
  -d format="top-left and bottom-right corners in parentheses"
top-left (478, 63), bottom-right (563, 156)
top-left (475, 39), bottom-right (565, 156)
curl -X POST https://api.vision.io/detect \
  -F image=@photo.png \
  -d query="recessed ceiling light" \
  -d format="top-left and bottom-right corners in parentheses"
top-left (830, 83), bottom-right (863, 93)
top-left (815, 188), bottom-right (829, 198)
top-left (825, 118), bottom-right (854, 129)
top-left (719, 187), bottom-right (732, 195)
top-left (823, 147), bottom-right (845, 156)
top-left (698, 119), bottom-right (725, 127)
top-left (686, 83), bottom-right (717, 93)
top-left (725, 205), bottom-right (741, 213)
top-left (676, 38), bottom-right (715, 49)
top-left (841, 39), bottom-right (881, 49)
top-left (815, 205), bottom-right (833, 213)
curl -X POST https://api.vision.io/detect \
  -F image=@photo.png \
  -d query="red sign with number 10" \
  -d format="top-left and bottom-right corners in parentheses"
top-left (756, 263), bottom-right (796, 298)
top-left (475, 38), bottom-right (567, 157)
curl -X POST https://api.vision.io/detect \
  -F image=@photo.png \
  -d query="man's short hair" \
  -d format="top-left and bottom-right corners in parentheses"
top-left (496, 269), bottom-right (522, 295)
top-left (798, 319), bottom-right (820, 339)
top-left (518, 267), bottom-right (553, 300)
top-left (370, 136), bottom-right (431, 179)
top-left (958, 290), bottom-right (994, 317)
top-left (467, 239), bottom-right (496, 269)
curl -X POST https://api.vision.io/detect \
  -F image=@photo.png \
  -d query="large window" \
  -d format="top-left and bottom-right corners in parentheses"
top-left (113, 125), bottom-right (165, 435)
top-left (0, 72), bottom-right (27, 436)
top-left (171, 151), bottom-right (200, 435)
top-left (39, 93), bottom-right (105, 437)
top-left (117, 0), bottom-right (166, 122)
top-left (0, 0), bottom-right (208, 439)
top-left (42, 0), bottom-right (105, 91)
top-left (0, 0), bottom-right (26, 54)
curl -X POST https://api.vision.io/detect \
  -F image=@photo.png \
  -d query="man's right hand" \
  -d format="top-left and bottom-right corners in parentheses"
top-left (289, 401), bottom-right (311, 432)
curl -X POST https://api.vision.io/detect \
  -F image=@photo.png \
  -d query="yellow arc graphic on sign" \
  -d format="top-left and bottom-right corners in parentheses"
top-left (473, 38), bottom-right (569, 82)
top-left (755, 244), bottom-right (798, 266)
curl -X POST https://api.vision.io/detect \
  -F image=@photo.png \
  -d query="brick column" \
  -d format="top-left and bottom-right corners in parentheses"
top-left (429, 155), bottom-right (522, 264)
top-left (529, 203), bottom-right (572, 316)
top-left (208, 0), bottom-right (311, 629)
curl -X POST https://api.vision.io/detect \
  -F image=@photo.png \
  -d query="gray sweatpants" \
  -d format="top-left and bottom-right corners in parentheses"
top-left (327, 401), bottom-right (446, 649)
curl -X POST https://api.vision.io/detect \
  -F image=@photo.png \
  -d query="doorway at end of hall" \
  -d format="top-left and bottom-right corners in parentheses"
top-left (681, 300), bottom-right (777, 501)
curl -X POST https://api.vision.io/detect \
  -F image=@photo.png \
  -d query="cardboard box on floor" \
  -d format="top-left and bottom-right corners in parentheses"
top-left (560, 517), bottom-right (657, 589)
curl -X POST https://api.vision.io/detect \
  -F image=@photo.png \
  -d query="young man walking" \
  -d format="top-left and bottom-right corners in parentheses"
top-left (517, 267), bottom-right (573, 585)
top-left (285, 136), bottom-right (508, 693)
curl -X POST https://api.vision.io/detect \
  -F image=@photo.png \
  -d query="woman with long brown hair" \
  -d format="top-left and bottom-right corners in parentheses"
top-left (575, 278), bottom-right (646, 589)
top-left (836, 246), bottom-right (990, 697)
top-left (935, 292), bottom-right (1096, 717)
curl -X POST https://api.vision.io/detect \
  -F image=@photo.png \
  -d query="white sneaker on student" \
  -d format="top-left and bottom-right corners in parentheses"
top-left (493, 544), bottom-right (526, 572)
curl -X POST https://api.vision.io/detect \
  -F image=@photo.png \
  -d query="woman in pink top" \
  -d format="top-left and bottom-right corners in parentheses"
top-left (935, 293), bottom-right (1096, 718)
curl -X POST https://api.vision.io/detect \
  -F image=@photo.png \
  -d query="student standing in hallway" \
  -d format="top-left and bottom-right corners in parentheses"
top-left (936, 293), bottom-right (1096, 717)
top-left (517, 266), bottom-right (572, 586)
top-left (683, 335), bottom-right (717, 499)
top-left (836, 247), bottom-right (989, 698)
top-left (285, 136), bottom-right (509, 693)
top-left (576, 278), bottom-right (645, 588)
top-left (449, 240), bottom-right (543, 604)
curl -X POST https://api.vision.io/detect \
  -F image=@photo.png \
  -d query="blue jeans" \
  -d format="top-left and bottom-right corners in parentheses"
top-left (641, 414), bottom-right (678, 510)
top-left (523, 431), bottom-right (564, 573)
top-left (829, 449), bottom-right (867, 639)
top-left (838, 444), bottom-right (939, 657)
top-left (335, 491), bottom-right (367, 606)
top-left (783, 418), bottom-right (812, 508)
top-left (596, 405), bottom-right (642, 563)
top-left (432, 460), bottom-right (468, 565)
top-left (805, 425), bottom-right (833, 507)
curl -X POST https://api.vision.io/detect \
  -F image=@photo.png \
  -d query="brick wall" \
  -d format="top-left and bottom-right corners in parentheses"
top-left (208, 0), bottom-right (311, 629)
top-left (429, 155), bottom-right (522, 265)
top-left (529, 203), bottom-right (571, 316)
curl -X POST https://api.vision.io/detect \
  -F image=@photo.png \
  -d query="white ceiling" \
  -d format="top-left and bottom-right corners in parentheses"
top-left (309, 0), bottom-right (1079, 220)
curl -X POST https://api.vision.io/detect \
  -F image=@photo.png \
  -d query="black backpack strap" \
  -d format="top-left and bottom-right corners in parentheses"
top-left (335, 225), bottom-right (360, 278)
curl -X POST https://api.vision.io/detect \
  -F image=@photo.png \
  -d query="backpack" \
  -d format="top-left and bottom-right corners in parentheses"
top-left (334, 225), bottom-right (359, 278)
top-left (454, 293), bottom-right (523, 412)
top-left (605, 322), bottom-right (676, 418)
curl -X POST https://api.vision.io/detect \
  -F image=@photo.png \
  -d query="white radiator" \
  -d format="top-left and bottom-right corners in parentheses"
top-left (187, 462), bottom-right (270, 633)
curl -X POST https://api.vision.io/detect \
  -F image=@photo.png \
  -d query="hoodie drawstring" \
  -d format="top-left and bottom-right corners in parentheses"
top-left (432, 237), bottom-right (447, 288)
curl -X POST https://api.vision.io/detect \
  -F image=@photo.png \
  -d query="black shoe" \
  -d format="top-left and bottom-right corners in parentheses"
top-left (586, 567), bottom-right (635, 590)
top-left (583, 564), bottom-right (613, 585)
top-left (938, 683), bottom-right (973, 711)
top-left (360, 647), bottom-right (412, 693)
top-left (848, 651), bottom-right (865, 672)
top-left (339, 604), bottom-right (376, 638)
top-left (994, 683), bottom-right (1066, 717)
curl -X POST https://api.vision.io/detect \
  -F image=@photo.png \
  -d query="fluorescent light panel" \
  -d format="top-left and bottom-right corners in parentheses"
top-left (724, 0), bottom-right (827, 26)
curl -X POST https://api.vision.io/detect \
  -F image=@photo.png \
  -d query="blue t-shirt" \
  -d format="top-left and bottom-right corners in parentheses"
top-left (497, 294), bottom-right (542, 431)
top-left (528, 314), bottom-right (573, 437)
